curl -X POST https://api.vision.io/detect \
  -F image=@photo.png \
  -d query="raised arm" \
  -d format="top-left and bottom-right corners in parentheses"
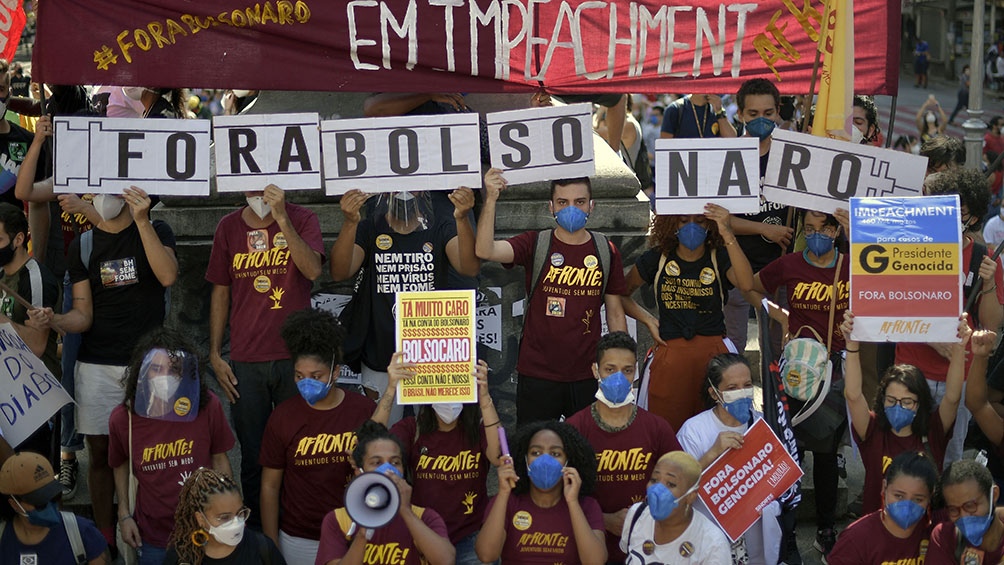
top-left (124, 186), bottom-right (178, 287)
top-left (390, 472), bottom-right (455, 565)
top-left (730, 216), bottom-right (793, 250)
top-left (967, 330), bottom-right (1004, 445)
top-left (445, 187), bottom-right (480, 277)
top-left (841, 312), bottom-right (871, 440)
top-left (976, 255), bottom-right (1003, 331)
top-left (329, 189), bottom-right (368, 282)
top-left (563, 468), bottom-right (608, 565)
top-left (707, 204), bottom-right (753, 292)
top-left (939, 315), bottom-right (973, 431)
top-left (265, 184), bottom-right (323, 281)
top-left (371, 352), bottom-right (414, 426)
top-left (476, 360), bottom-right (503, 466)
top-left (363, 93), bottom-right (467, 117)
top-left (14, 115), bottom-right (56, 203)
top-left (475, 168), bottom-right (515, 263)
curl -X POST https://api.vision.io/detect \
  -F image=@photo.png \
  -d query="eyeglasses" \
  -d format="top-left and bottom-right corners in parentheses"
top-left (945, 498), bottom-right (983, 519)
top-left (205, 507), bottom-right (251, 525)
top-left (803, 225), bottom-right (838, 237)
top-left (884, 395), bottom-right (918, 410)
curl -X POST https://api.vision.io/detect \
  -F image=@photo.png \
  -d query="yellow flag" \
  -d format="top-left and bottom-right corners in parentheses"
top-left (811, 0), bottom-right (855, 140)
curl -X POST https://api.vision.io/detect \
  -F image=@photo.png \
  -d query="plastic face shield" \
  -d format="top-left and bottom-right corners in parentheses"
top-left (376, 191), bottom-right (432, 233)
top-left (134, 348), bottom-right (200, 422)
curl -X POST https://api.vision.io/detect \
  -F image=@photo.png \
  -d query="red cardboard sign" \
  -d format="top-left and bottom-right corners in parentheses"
top-left (697, 418), bottom-right (802, 542)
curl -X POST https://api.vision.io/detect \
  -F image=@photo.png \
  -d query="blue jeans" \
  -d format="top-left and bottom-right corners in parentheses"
top-left (229, 359), bottom-right (296, 528)
top-left (137, 543), bottom-right (167, 565)
top-left (60, 271), bottom-right (84, 453)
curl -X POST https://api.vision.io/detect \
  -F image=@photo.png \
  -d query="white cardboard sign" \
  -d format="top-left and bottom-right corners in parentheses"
top-left (0, 323), bottom-right (73, 447)
top-left (653, 137), bottom-right (761, 215)
top-left (321, 113), bottom-right (482, 195)
top-left (213, 113), bottom-right (323, 192)
top-left (763, 129), bottom-right (928, 214)
top-left (487, 103), bottom-right (595, 185)
top-left (54, 117), bottom-right (211, 195)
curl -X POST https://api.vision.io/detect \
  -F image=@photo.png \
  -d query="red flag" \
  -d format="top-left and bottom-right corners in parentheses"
top-left (0, 0), bottom-right (25, 64)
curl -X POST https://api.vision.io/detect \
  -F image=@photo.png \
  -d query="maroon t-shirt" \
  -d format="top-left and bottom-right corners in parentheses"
top-left (927, 514), bottom-right (1004, 564)
top-left (506, 231), bottom-right (627, 383)
top-left (259, 391), bottom-right (375, 540)
top-left (758, 251), bottom-right (850, 352)
top-left (205, 204), bottom-right (324, 362)
top-left (566, 406), bottom-right (682, 562)
top-left (827, 511), bottom-right (933, 565)
top-left (854, 411), bottom-right (953, 515)
top-left (316, 506), bottom-right (449, 565)
top-left (108, 393), bottom-right (235, 548)
top-left (484, 493), bottom-right (605, 564)
top-left (390, 417), bottom-right (490, 543)
top-left (896, 242), bottom-right (1004, 382)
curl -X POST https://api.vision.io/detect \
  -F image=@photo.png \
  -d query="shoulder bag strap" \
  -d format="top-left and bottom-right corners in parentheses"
top-left (61, 511), bottom-right (87, 564)
top-left (655, 254), bottom-right (667, 304)
top-left (590, 231), bottom-right (611, 298)
top-left (710, 249), bottom-right (725, 309)
top-left (826, 253), bottom-right (844, 354)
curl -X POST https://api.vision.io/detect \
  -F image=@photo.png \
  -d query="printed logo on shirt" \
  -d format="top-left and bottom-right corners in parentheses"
top-left (374, 251), bottom-right (436, 293)
top-left (512, 510), bottom-right (532, 531)
top-left (253, 275), bottom-right (271, 293)
top-left (376, 234), bottom-right (393, 250)
top-left (247, 229), bottom-right (268, 252)
top-left (551, 252), bottom-right (564, 267)
top-left (462, 491), bottom-right (477, 515)
top-left (273, 232), bottom-right (287, 249)
top-left (100, 258), bottom-right (139, 287)
top-left (422, 242), bottom-right (433, 253)
top-left (540, 264), bottom-right (603, 293)
top-left (269, 287), bottom-right (285, 309)
top-left (19, 554), bottom-right (37, 565)
top-left (140, 439), bottom-right (195, 471)
top-left (665, 261), bottom-right (680, 276)
top-left (790, 280), bottom-right (850, 312)
top-left (0, 294), bottom-right (13, 318)
top-left (584, 254), bottom-right (598, 269)
top-left (517, 531), bottom-right (570, 554)
top-left (231, 246), bottom-right (290, 277)
top-left (882, 455), bottom-right (892, 474)
top-left (292, 431), bottom-right (357, 463)
top-left (8, 142), bottom-right (27, 162)
top-left (595, 448), bottom-right (651, 480)
top-left (679, 541), bottom-right (694, 557)
top-left (364, 543), bottom-right (410, 565)
top-left (416, 450), bottom-right (482, 476)
top-left (546, 297), bottom-right (565, 317)
top-left (699, 267), bottom-right (716, 285)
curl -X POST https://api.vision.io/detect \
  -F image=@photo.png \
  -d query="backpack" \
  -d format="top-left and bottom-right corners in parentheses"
top-left (529, 229), bottom-right (612, 302)
top-left (963, 240), bottom-right (988, 327)
top-left (622, 136), bottom-right (652, 190)
top-left (0, 512), bottom-right (89, 564)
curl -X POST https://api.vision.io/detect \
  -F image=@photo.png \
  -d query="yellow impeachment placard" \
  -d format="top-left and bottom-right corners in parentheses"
top-left (395, 290), bottom-right (477, 405)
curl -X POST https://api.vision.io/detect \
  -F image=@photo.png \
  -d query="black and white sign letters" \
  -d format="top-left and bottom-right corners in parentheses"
top-left (764, 129), bottom-right (928, 213)
top-left (487, 103), bottom-right (594, 185)
top-left (54, 117), bottom-right (210, 195)
top-left (321, 113), bottom-right (482, 195)
top-left (653, 138), bottom-right (760, 215)
top-left (213, 113), bottom-right (322, 192)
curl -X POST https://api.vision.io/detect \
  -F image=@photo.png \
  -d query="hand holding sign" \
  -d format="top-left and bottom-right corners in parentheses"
top-left (262, 184), bottom-right (288, 223)
top-left (450, 187), bottom-right (476, 220)
top-left (339, 189), bottom-right (371, 225)
top-left (33, 115), bottom-right (52, 145)
top-left (123, 186), bottom-right (151, 223)
top-left (483, 168), bottom-right (507, 202)
top-left (704, 203), bottom-right (735, 238)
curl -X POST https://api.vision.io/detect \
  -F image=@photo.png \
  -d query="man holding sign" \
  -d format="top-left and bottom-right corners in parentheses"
top-left (476, 169), bottom-right (626, 425)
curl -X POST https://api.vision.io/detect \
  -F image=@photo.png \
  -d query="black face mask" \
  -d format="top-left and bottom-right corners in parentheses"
top-left (0, 241), bottom-right (16, 267)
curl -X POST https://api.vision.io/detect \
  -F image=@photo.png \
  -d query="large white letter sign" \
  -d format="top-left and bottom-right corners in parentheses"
top-left (763, 130), bottom-right (928, 213)
top-left (486, 103), bottom-right (595, 185)
top-left (321, 113), bottom-right (481, 195)
top-left (54, 117), bottom-right (210, 196)
top-left (653, 138), bottom-right (760, 215)
top-left (213, 113), bottom-right (323, 192)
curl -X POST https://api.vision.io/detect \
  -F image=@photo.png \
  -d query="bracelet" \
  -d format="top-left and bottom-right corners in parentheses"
top-left (845, 349), bottom-right (860, 353)
top-left (716, 111), bottom-right (727, 120)
top-left (724, 239), bottom-right (737, 246)
top-left (118, 514), bottom-right (134, 524)
top-left (483, 420), bottom-right (501, 428)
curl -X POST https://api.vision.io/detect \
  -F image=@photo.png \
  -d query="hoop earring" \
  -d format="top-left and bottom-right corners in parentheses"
top-left (191, 529), bottom-right (210, 547)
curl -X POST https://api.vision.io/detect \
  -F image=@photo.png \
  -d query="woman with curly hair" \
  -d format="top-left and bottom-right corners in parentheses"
top-left (165, 468), bottom-right (284, 564)
top-left (259, 308), bottom-right (376, 565)
top-left (108, 328), bottom-right (235, 565)
top-left (623, 205), bottom-right (753, 430)
top-left (475, 420), bottom-right (606, 564)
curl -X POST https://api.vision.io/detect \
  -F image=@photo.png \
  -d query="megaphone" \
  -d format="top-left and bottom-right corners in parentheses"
top-left (344, 471), bottom-right (401, 529)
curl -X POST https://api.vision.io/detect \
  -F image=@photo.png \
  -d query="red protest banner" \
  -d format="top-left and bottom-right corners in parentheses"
top-left (34, 0), bottom-right (897, 95)
top-left (697, 418), bottom-right (802, 542)
top-left (0, 0), bottom-right (25, 64)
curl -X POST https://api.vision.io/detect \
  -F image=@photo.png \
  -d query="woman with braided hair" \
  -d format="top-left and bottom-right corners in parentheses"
top-left (165, 468), bottom-right (285, 564)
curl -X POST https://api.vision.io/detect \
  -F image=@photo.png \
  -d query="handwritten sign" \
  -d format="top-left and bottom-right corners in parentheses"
top-left (849, 196), bottom-right (962, 342)
top-left (653, 137), bottom-right (760, 215)
top-left (54, 117), bottom-right (211, 195)
top-left (487, 103), bottom-right (594, 185)
top-left (321, 113), bottom-right (481, 195)
top-left (698, 418), bottom-right (802, 542)
top-left (213, 113), bottom-right (322, 192)
top-left (0, 323), bottom-right (74, 447)
top-left (395, 290), bottom-right (477, 405)
top-left (764, 130), bottom-right (928, 213)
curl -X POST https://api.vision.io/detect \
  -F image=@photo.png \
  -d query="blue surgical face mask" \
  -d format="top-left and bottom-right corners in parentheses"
top-left (297, 366), bottom-right (334, 406)
top-left (374, 461), bottom-right (403, 478)
top-left (718, 387), bottom-right (755, 425)
top-left (677, 222), bottom-right (708, 251)
top-left (886, 499), bottom-right (926, 529)
top-left (745, 116), bottom-right (777, 140)
top-left (884, 404), bottom-right (917, 433)
top-left (598, 371), bottom-right (632, 406)
top-left (554, 205), bottom-right (589, 233)
top-left (526, 453), bottom-right (564, 490)
top-left (15, 499), bottom-right (61, 529)
top-left (958, 504), bottom-right (995, 547)
top-left (805, 232), bottom-right (835, 257)
top-left (647, 481), bottom-right (700, 521)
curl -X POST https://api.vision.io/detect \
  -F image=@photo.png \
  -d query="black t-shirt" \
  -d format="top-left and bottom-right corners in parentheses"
top-left (163, 530), bottom-right (286, 564)
top-left (0, 123), bottom-right (35, 209)
top-left (68, 220), bottom-right (176, 365)
top-left (737, 152), bottom-right (790, 271)
top-left (636, 247), bottom-right (733, 340)
top-left (349, 214), bottom-right (457, 372)
top-left (1, 258), bottom-right (61, 375)
top-left (10, 74), bottom-right (30, 97)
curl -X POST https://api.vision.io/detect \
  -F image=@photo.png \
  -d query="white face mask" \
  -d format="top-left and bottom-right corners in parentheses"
top-left (92, 194), bottom-right (125, 221)
top-left (851, 127), bottom-right (865, 144)
top-left (432, 403), bottom-right (463, 425)
top-left (926, 112), bottom-right (937, 124)
top-left (246, 196), bottom-right (270, 219)
top-left (231, 89), bottom-right (251, 98)
top-left (205, 514), bottom-right (246, 547)
top-left (149, 375), bottom-right (181, 401)
top-left (719, 387), bottom-right (755, 403)
top-left (594, 386), bottom-right (636, 409)
top-left (123, 86), bottom-right (146, 101)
